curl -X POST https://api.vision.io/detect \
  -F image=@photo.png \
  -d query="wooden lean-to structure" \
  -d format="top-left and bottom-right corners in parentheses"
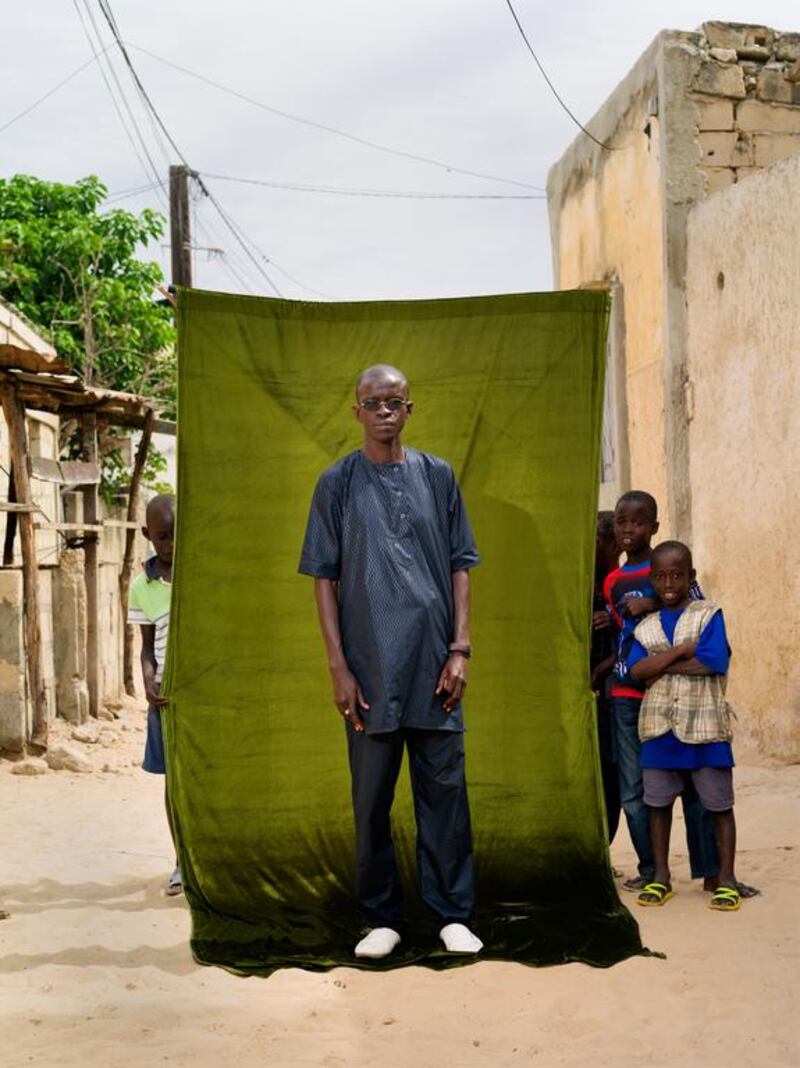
top-left (0, 300), bottom-right (174, 750)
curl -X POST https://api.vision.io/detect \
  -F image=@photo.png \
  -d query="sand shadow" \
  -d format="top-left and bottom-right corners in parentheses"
top-left (0, 943), bottom-right (198, 976)
top-left (1, 876), bottom-right (185, 914)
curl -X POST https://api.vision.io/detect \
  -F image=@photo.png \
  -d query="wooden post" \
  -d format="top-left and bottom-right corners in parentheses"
top-left (81, 412), bottom-right (100, 719)
top-left (119, 409), bottom-right (154, 695)
top-left (0, 378), bottom-right (48, 748)
top-left (169, 164), bottom-right (193, 288)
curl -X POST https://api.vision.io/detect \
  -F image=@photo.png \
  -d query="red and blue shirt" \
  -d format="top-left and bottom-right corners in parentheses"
top-left (603, 558), bottom-right (703, 700)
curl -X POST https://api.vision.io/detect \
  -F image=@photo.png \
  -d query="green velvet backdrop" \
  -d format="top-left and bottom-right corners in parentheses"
top-left (163, 288), bottom-right (642, 974)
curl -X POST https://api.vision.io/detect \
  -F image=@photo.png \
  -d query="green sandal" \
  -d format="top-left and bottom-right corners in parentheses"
top-left (637, 881), bottom-right (675, 907)
top-left (709, 886), bottom-right (741, 911)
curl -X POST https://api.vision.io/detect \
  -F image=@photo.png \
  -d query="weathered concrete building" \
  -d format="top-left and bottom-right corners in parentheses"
top-left (547, 22), bottom-right (800, 758)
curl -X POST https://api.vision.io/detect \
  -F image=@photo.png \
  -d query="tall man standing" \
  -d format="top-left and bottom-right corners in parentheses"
top-left (299, 364), bottom-right (483, 960)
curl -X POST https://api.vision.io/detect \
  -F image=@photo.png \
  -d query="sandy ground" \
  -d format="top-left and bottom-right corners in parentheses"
top-left (1, 707), bottom-right (798, 1068)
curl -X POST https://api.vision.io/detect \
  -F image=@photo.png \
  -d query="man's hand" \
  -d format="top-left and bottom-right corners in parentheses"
top-left (330, 664), bottom-right (368, 732)
top-left (592, 609), bottom-right (611, 630)
top-left (622, 594), bottom-right (659, 619)
top-left (435, 653), bottom-right (468, 713)
top-left (678, 640), bottom-right (697, 658)
top-left (145, 683), bottom-right (169, 708)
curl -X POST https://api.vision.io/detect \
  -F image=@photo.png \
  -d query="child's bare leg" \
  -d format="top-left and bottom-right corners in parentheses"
top-left (711, 808), bottom-right (736, 888)
top-left (703, 808), bottom-right (757, 896)
top-left (638, 803), bottom-right (674, 904)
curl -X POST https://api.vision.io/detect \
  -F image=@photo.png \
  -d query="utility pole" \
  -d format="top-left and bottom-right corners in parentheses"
top-left (169, 164), bottom-right (193, 288)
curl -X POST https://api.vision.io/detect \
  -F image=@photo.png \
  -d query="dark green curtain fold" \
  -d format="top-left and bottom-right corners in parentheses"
top-left (164, 287), bottom-right (642, 975)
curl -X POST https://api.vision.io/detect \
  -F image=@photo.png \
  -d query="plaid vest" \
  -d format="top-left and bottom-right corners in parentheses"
top-left (635, 601), bottom-right (733, 744)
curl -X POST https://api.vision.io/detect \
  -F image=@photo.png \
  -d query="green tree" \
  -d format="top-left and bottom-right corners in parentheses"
top-left (0, 174), bottom-right (175, 498)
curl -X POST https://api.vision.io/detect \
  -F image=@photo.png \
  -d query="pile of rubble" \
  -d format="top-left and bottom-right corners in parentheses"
top-left (6, 699), bottom-right (146, 777)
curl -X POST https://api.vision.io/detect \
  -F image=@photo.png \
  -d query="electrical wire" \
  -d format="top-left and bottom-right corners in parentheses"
top-left (192, 210), bottom-right (263, 294)
top-left (71, 0), bottom-right (165, 200)
top-left (96, 0), bottom-right (285, 298)
top-left (0, 47), bottom-right (110, 135)
top-left (125, 41), bottom-right (546, 193)
top-left (105, 181), bottom-right (165, 203)
top-left (200, 171), bottom-right (545, 200)
top-left (502, 0), bottom-right (613, 151)
top-left (193, 215), bottom-right (258, 295)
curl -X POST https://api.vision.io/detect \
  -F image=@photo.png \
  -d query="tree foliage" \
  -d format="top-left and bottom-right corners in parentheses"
top-left (0, 174), bottom-right (176, 498)
top-left (0, 174), bottom-right (175, 413)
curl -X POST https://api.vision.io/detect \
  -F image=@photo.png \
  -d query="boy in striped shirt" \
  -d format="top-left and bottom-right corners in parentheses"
top-left (127, 494), bottom-right (181, 895)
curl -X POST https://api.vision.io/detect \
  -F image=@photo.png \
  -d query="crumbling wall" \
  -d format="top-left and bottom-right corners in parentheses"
top-left (548, 21), bottom-right (800, 542)
top-left (691, 22), bottom-right (800, 193)
top-left (547, 38), bottom-right (669, 520)
top-left (685, 152), bottom-right (800, 759)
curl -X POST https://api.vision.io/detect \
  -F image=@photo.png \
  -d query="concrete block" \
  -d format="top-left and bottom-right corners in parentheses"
top-left (45, 741), bottom-right (93, 773)
top-left (695, 98), bottom-right (735, 130)
top-left (787, 59), bottom-right (800, 83)
top-left (703, 22), bottom-right (745, 50)
top-left (71, 724), bottom-right (100, 744)
top-left (698, 131), bottom-right (754, 167)
top-left (701, 167), bottom-right (736, 193)
top-left (737, 45), bottom-right (771, 63)
top-left (11, 758), bottom-right (48, 776)
top-left (709, 47), bottom-right (737, 63)
top-left (775, 34), bottom-right (800, 62)
top-left (736, 99), bottom-right (800, 134)
top-left (753, 133), bottom-right (800, 166)
top-left (0, 570), bottom-right (24, 752)
top-left (52, 549), bottom-right (89, 725)
top-left (743, 26), bottom-right (775, 52)
top-left (757, 68), bottom-right (794, 103)
top-left (693, 60), bottom-right (746, 99)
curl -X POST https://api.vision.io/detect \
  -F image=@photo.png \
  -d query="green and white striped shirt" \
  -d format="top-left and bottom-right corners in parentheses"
top-left (127, 558), bottom-right (172, 684)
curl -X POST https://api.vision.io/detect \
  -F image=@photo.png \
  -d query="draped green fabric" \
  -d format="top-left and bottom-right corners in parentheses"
top-left (164, 287), bottom-right (642, 975)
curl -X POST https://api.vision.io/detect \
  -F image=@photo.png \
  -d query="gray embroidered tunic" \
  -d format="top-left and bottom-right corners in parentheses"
top-left (299, 448), bottom-right (479, 734)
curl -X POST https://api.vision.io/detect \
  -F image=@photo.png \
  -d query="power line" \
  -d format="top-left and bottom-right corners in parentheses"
top-left (80, 0), bottom-right (166, 186)
top-left (0, 47), bottom-right (110, 136)
top-left (105, 181), bottom-right (165, 203)
top-left (94, 1), bottom-right (185, 166)
top-left (94, 0), bottom-right (285, 298)
top-left (95, 0), bottom-right (173, 169)
top-left (200, 172), bottom-right (546, 200)
top-left (193, 212), bottom-right (259, 295)
top-left (125, 41), bottom-right (546, 193)
top-left (71, 0), bottom-right (165, 200)
top-left (198, 183), bottom-right (283, 297)
top-left (502, 0), bottom-right (613, 151)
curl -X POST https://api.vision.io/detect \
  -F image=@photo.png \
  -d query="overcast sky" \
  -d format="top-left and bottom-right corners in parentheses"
top-left (3, 2), bottom-right (797, 301)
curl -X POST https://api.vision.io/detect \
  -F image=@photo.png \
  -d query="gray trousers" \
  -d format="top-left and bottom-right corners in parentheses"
top-left (346, 727), bottom-right (476, 928)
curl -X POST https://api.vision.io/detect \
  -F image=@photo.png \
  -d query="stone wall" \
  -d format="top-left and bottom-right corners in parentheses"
top-left (685, 152), bottom-right (800, 760)
top-left (548, 22), bottom-right (800, 542)
top-left (692, 22), bottom-right (800, 194)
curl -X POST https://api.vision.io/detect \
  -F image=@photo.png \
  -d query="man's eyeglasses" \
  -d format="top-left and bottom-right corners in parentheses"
top-left (358, 397), bottom-right (409, 413)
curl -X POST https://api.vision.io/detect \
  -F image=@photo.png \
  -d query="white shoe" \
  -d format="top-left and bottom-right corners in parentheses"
top-left (354, 927), bottom-right (402, 959)
top-left (166, 865), bottom-right (183, 896)
top-left (439, 923), bottom-right (483, 953)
